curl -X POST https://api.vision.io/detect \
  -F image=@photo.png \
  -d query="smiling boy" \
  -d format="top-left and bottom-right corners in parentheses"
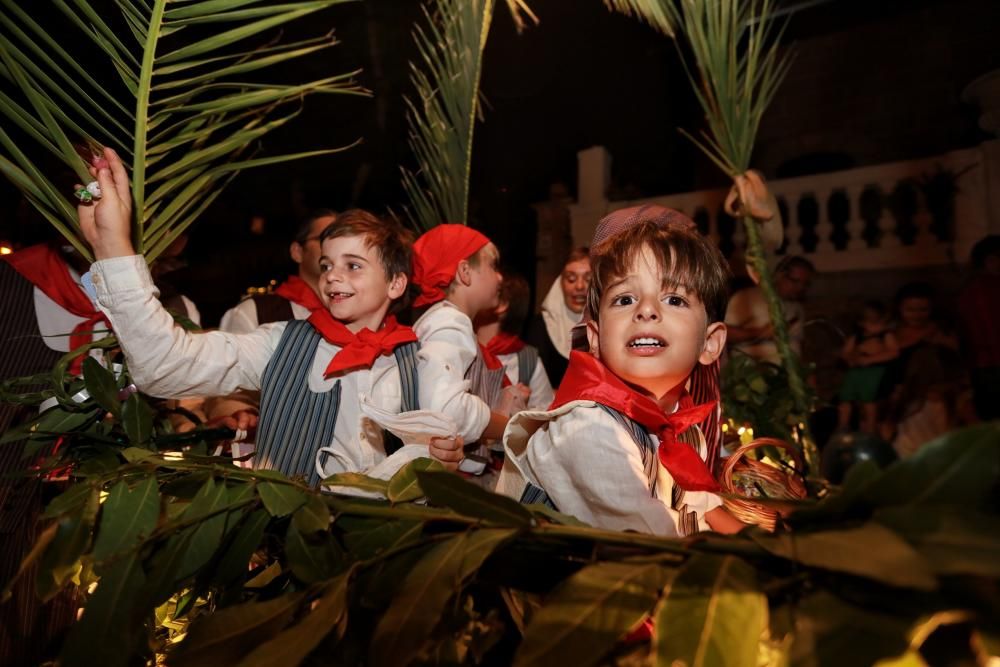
top-left (77, 148), bottom-right (461, 484)
top-left (498, 218), bottom-right (744, 535)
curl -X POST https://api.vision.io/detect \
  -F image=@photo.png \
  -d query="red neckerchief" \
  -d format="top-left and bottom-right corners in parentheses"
top-left (273, 275), bottom-right (325, 313)
top-left (485, 332), bottom-right (525, 357)
top-left (3, 244), bottom-right (110, 375)
top-left (552, 351), bottom-right (720, 492)
top-left (307, 312), bottom-right (418, 377)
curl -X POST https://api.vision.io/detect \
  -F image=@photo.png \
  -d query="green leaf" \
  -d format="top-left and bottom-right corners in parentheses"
top-left (121, 446), bottom-right (157, 463)
top-left (417, 470), bottom-right (534, 527)
top-left (257, 481), bottom-right (306, 517)
top-left (874, 506), bottom-right (1000, 577)
top-left (2, 405), bottom-right (101, 444)
top-left (237, 568), bottom-right (354, 667)
top-left (91, 476), bottom-right (160, 565)
top-left (387, 457), bottom-right (444, 503)
top-left (515, 561), bottom-right (669, 667)
top-left (214, 509), bottom-right (270, 587)
top-left (751, 522), bottom-right (938, 590)
top-left (284, 522), bottom-right (344, 584)
top-left (321, 471), bottom-right (390, 495)
top-left (783, 592), bottom-right (915, 666)
top-left (177, 477), bottom-right (231, 580)
top-left (862, 423), bottom-right (1000, 508)
top-left (340, 519), bottom-right (423, 561)
top-left (292, 494), bottom-right (331, 534)
top-left (43, 481), bottom-right (96, 518)
top-left (169, 591), bottom-right (306, 667)
top-left (370, 528), bottom-right (516, 667)
top-left (81, 354), bottom-right (120, 418)
top-left (37, 485), bottom-right (99, 601)
top-left (60, 552), bottom-right (146, 667)
top-left (653, 555), bottom-right (767, 667)
top-left (122, 392), bottom-right (154, 445)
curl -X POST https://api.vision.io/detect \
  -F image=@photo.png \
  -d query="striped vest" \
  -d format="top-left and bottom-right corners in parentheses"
top-left (519, 404), bottom-right (703, 536)
top-left (515, 345), bottom-right (539, 386)
top-left (253, 320), bottom-right (419, 486)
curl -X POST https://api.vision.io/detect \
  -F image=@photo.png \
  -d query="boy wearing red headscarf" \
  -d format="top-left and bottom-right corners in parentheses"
top-left (76, 148), bottom-right (461, 484)
top-left (497, 217), bottom-right (745, 535)
top-left (411, 225), bottom-right (531, 459)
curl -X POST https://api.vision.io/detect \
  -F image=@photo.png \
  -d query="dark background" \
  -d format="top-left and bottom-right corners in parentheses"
top-left (2, 0), bottom-right (998, 324)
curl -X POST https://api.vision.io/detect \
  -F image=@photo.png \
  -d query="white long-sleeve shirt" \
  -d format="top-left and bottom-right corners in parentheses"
top-left (90, 255), bottom-right (402, 475)
top-left (412, 301), bottom-right (491, 443)
top-left (498, 401), bottom-right (722, 536)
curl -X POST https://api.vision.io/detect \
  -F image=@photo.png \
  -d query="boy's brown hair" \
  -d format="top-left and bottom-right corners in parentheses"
top-left (320, 209), bottom-right (413, 282)
top-left (320, 209), bottom-right (414, 312)
top-left (586, 220), bottom-right (730, 323)
top-left (499, 272), bottom-right (531, 335)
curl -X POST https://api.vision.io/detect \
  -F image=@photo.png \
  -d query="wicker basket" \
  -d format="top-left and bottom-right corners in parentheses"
top-left (720, 437), bottom-right (807, 532)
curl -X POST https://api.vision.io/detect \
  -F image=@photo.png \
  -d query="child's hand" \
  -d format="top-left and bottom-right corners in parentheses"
top-left (429, 435), bottom-right (464, 471)
top-left (497, 383), bottom-right (530, 416)
top-left (725, 170), bottom-right (775, 221)
top-left (77, 147), bottom-right (135, 260)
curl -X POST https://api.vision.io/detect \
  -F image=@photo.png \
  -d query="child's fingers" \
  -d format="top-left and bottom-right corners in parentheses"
top-left (95, 166), bottom-right (118, 207)
top-left (104, 147), bottom-right (131, 204)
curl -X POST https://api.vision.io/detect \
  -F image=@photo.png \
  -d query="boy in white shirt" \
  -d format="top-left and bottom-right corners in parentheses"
top-left (498, 216), bottom-right (745, 535)
top-left (410, 225), bottom-right (530, 463)
top-left (76, 148), bottom-right (461, 484)
top-left (475, 272), bottom-right (555, 410)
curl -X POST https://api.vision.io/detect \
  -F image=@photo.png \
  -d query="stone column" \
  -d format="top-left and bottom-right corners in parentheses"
top-left (963, 70), bottom-right (1000, 236)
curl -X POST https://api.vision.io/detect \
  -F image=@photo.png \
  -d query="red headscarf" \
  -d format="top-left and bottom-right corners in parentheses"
top-left (411, 224), bottom-right (489, 307)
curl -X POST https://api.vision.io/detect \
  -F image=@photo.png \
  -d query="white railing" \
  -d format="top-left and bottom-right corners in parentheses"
top-left (568, 144), bottom-right (996, 272)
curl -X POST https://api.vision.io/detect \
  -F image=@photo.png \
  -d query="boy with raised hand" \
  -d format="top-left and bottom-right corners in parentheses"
top-left (77, 148), bottom-right (461, 484)
top-left (498, 216), bottom-right (745, 535)
top-left (410, 225), bottom-right (530, 464)
top-left (476, 272), bottom-right (555, 411)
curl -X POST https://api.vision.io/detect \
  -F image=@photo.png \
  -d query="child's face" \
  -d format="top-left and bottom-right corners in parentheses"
top-left (319, 234), bottom-right (406, 333)
top-left (466, 243), bottom-right (503, 314)
top-left (861, 307), bottom-right (887, 331)
top-left (560, 258), bottom-right (591, 314)
top-left (899, 297), bottom-right (931, 327)
top-left (586, 245), bottom-right (726, 402)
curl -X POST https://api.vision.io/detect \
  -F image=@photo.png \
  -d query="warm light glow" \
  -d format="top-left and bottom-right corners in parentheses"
top-left (0, 246), bottom-right (12, 255)
top-left (163, 452), bottom-right (184, 461)
top-left (99, 490), bottom-right (109, 504)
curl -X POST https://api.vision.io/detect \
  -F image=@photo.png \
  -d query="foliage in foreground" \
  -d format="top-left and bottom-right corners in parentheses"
top-left (3, 355), bottom-right (999, 667)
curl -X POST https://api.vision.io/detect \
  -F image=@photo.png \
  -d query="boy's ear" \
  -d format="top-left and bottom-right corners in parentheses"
top-left (585, 318), bottom-right (601, 357)
top-left (455, 259), bottom-right (473, 287)
top-left (289, 241), bottom-right (304, 265)
top-left (699, 322), bottom-right (727, 365)
top-left (496, 299), bottom-right (510, 318)
top-left (387, 272), bottom-right (408, 301)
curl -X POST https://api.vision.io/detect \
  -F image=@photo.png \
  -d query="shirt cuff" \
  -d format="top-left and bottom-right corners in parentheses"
top-left (90, 255), bottom-right (156, 302)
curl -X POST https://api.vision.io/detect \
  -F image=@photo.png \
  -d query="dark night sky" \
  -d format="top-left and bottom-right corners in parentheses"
top-left (1, 0), bottom-right (992, 321)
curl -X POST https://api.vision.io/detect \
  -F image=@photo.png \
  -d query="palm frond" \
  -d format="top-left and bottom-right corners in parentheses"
top-left (0, 0), bottom-right (366, 262)
top-left (672, 0), bottom-right (791, 175)
top-left (400, 0), bottom-right (499, 230)
top-left (603, 0), bottom-right (678, 36)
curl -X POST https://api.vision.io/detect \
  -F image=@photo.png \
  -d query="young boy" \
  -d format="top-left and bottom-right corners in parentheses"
top-left (475, 272), bottom-right (554, 410)
top-left (837, 300), bottom-right (898, 433)
top-left (498, 218), bottom-right (744, 535)
top-left (77, 148), bottom-right (461, 484)
top-left (410, 225), bottom-right (530, 464)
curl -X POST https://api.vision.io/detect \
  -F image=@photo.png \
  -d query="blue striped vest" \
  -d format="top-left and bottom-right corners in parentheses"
top-left (253, 320), bottom-right (419, 486)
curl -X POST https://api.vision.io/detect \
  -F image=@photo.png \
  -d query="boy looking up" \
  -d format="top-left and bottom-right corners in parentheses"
top-left (77, 148), bottom-right (461, 484)
top-left (475, 272), bottom-right (554, 410)
top-left (498, 218), bottom-right (744, 535)
top-left (411, 225), bottom-right (530, 452)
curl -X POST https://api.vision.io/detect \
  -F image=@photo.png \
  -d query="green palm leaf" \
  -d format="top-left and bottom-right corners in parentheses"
top-left (0, 0), bottom-right (366, 262)
top-left (400, 0), bottom-right (536, 230)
